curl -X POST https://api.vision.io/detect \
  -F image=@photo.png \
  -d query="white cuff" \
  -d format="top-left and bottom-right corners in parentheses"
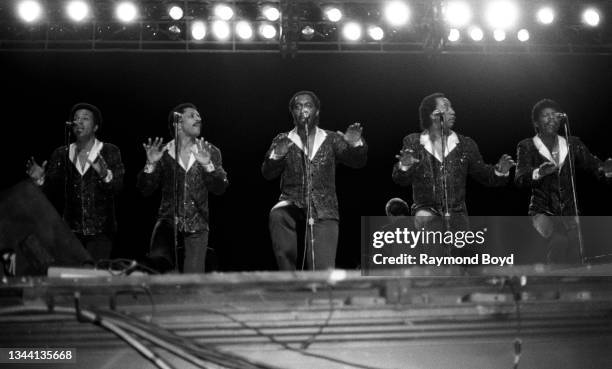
top-left (532, 168), bottom-right (541, 181)
top-left (203, 162), bottom-right (215, 172)
top-left (349, 139), bottom-right (364, 148)
top-left (494, 169), bottom-right (509, 177)
top-left (269, 150), bottom-right (283, 160)
top-left (605, 172), bottom-right (612, 178)
top-left (399, 163), bottom-right (410, 171)
top-left (103, 170), bottom-right (113, 183)
top-left (35, 176), bottom-right (45, 186)
top-left (144, 162), bottom-right (157, 174)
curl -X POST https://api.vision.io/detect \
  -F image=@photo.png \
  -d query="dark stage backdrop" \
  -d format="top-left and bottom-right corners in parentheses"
top-left (2, 52), bottom-right (611, 271)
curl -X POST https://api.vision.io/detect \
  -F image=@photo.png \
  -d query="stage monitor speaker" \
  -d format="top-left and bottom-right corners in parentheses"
top-left (0, 180), bottom-right (92, 276)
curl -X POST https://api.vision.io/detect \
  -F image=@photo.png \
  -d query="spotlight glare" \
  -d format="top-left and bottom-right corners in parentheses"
top-left (116, 2), bottom-right (137, 23)
top-left (384, 1), bottom-right (410, 27)
top-left (485, 1), bottom-right (518, 30)
top-left (517, 29), bottom-right (529, 42)
top-left (493, 29), bottom-right (506, 41)
top-left (583, 8), bottom-right (601, 27)
top-left (260, 23), bottom-right (277, 39)
top-left (236, 21), bottom-right (253, 40)
top-left (212, 20), bottom-right (231, 40)
top-left (169, 5), bottom-right (184, 20)
top-left (325, 8), bottom-right (343, 23)
top-left (536, 7), bottom-right (554, 25)
top-left (191, 20), bottom-right (206, 40)
top-left (444, 1), bottom-right (471, 27)
top-left (17, 0), bottom-right (42, 23)
top-left (262, 6), bottom-right (280, 21)
top-left (301, 25), bottom-right (315, 40)
top-left (469, 27), bottom-right (484, 41)
top-left (66, 1), bottom-right (89, 22)
top-left (368, 26), bottom-right (384, 41)
top-left (448, 28), bottom-right (460, 42)
top-left (342, 22), bottom-right (362, 41)
top-left (214, 4), bottom-right (234, 21)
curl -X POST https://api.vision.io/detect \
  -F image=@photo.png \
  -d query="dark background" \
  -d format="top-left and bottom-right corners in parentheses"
top-left (1, 52), bottom-right (611, 270)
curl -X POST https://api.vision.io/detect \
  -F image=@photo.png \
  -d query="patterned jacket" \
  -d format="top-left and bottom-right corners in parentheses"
top-left (44, 140), bottom-right (124, 235)
top-left (392, 131), bottom-right (508, 214)
top-left (262, 127), bottom-right (367, 221)
top-left (515, 135), bottom-right (604, 216)
top-left (137, 140), bottom-right (228, 232)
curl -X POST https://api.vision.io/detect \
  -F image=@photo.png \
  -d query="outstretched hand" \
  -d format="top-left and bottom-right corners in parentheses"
top-left (26, 156), bottom-right (46, 181)
top-left (192, 138), bottom-right (212, 166)
top-left (337, 122), bottom-right (363, 146)
top-left (538, 161), bottom-right (557, 178)
top-left (273, 133), bottom-right (294, 158)
top-left (88, 155), bottom-right (109, 178)
top-left (396, 148), bottom-right (420, 168)
top-left (143, 137), bottom-right (167, 163)
top-left (495, 154), bottom-right (516, 174)
top-left (603, 158), bottom-right (612, 176)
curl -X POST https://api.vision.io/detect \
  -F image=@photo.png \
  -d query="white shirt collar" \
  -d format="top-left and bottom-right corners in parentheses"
top-left (287, 126), bottom-right (327, 160)
top-left (420, 131), bottom-right (459, 163)
top-left (69, 139), bottom-right (104, 176)
top-left (165, 139), bottom-right (197, 171)
top-left (532, 135), bottom-right (568, 168)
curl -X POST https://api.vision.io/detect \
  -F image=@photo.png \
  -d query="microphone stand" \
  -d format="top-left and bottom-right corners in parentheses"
top-left (301, 118), bottom-right (316, 271)
top-left (439, 115), bottom-right (452, 256)
top-left (173, 116), bottom-right (180, 272)
top-left (63, 123), bottom-right (71, 224)
top-left (561, 115), bottom-right (585, 263)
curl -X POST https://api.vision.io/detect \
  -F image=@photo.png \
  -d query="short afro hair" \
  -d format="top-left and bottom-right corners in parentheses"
top-left (69, 103), bottom-right (103, 128)
top-left (531, 98), bottom-right (561, 123)
top-left (385, 198), bottom-right (410, 217)
top-left (168, 102), bottom-right (198, 137)
top-left (288, 90), bottom-right (321, 111)
top-left (418, 92), bottom-right (445, 130)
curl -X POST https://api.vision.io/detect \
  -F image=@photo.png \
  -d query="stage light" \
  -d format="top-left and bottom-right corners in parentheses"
top-left (368, 26), bottom-right (384, 41)
top-left (168, 5), bottom-right (184, 20)
top-left (168, 25), bottom-right (181, 34)
top-left (191, 20), bottom-right (206, 40)
top-left (582, 8), bottom-right (601, 27)
top-left (17, 0), bottom-right (42, 23)
top-left (262, 6), bottom-right (280, 21)
top-left (536, 7), bottom-right (554, 25)
top-left (384, 1), bottom-right (410, 27)
top-left (485, 1), bottom-right (518, 30)
top-left (116, 2), bottom-right (137, 23)
top-left (448, 28), bottom-right (460, 42)
top-left (342, 22), bottom-right (362, 41)
top-left (301, 25), bottom-right (315, 40)
top-left (214, 4), bottom-right (234, 21)
top-left (493, 29), bottom-right (506, 41)
top-left (517, 29), bottom-right (529, 42)
top-left (236, 21), bottom-right (253, 40)
top-left (325, 7), bottom-right (343, 23)
top-left (444, 1), bottom-right (471, 27)
top-left (260, 23), bottom-right (277, 39)
top-left (212, 20), bottom-right (230, 40)
top-left (66, 1), bottom-right (89, 22)
top-left (469, 27), bottom-right (483, 41)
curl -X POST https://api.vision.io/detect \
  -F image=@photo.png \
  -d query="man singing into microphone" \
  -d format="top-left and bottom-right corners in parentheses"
top-left (137, 103), bottom-right (228, 273)
top-left (262, 91), bottom-right (367, 270)
top-left (392, 93), bottom-right (514, 238)
top-left (515, 98), bottom-right (612, 263)
top-left (26, 103), bottom-right (124, 261)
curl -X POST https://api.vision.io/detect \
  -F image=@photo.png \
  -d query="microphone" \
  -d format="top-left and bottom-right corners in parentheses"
top-left (173, 112), bottom-right (182, 120)
top-left (554, 112), bottom-right (568, 119)
top-left (65, 121), bottom-right (77, 126)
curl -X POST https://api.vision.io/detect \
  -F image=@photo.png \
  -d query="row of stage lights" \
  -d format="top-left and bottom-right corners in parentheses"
top-left (13, 0), bottom-right (607, 43)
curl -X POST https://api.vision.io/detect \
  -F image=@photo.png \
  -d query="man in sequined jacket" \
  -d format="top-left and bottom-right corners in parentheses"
top-left (515, 98), bottom-right (612, 263)
top-left (392, 93), bottom-right (514, 230)
top-left (137, 103), bottom-right (228, 273)
top-left (26, 103), bottom-right (124, 261)
top-left (262, 91), bottom-right (367, 270)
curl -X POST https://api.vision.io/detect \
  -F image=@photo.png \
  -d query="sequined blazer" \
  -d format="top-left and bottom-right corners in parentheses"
top-left (137, 141), bottom-right (228, 232)
top-left (262, 127), bottom-right (367, 221)
top-left (44, 141), bottom-right (124, 235)
top-left (392, 132), bottom-right (507, 215)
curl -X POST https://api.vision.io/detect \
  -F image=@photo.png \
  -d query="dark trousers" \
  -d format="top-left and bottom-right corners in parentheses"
top-left (532, 214), bottom-right (580, 264)
top-left (76, 233), bottom-right (113, 262)
top-left (269, 205), bottom-right (338, 271)
top-left (146, 221), bottom-right (209, 273)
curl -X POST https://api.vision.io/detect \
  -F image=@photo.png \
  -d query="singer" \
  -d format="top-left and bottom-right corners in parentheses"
top-left (262, 91), bottom-right (367, 270)
top-left (515, 98), bottom-right (612, 263)
top-left (392, 93), bottom-right (514, 242)
top-left (137, 103), bottom-right (228, 273)
top-left (25, 103), bottom-right (124, 261)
